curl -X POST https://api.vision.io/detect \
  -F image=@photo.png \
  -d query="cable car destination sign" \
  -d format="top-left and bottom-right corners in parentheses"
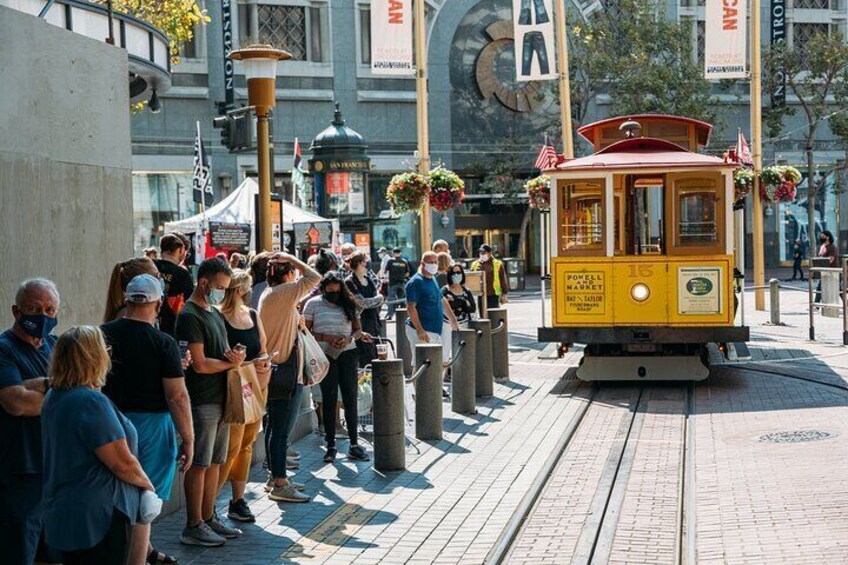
top-left (564, 272), bottom-right (606, 315)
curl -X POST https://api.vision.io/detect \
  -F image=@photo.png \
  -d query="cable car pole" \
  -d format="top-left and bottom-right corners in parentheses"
top-left (414, 0), bottom-right (432, 253)
top-left (751, 0), bottom-right (766, 310)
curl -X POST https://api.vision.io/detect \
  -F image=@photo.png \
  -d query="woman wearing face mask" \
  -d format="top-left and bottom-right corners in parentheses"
top-left (303, 272), bottom-right (373, 463)
top-left (344, 252), bottom-right (384, 367)
top-left (216, 270), bottom-right (271, 523)
top-left (441, 264), bottom-right (476, 326)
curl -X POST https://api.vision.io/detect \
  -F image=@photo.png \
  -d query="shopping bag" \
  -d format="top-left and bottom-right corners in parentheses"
top-left (300, 329), bottom-right (330, 386)
top-left (223, 363), bottom-right (265, 425)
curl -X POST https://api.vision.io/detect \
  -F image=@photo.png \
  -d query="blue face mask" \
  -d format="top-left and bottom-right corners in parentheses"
top-left (18, 313), bottom-right (58, 340)
top-left (208, 288), bottom-right (226, 306)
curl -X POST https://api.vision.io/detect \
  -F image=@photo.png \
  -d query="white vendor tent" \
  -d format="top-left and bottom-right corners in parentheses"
top-left (164, 177), bottom-right (338, 253)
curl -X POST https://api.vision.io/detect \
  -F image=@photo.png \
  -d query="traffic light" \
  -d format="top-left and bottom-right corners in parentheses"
top-left (212, 108), bottom-right (255, 153)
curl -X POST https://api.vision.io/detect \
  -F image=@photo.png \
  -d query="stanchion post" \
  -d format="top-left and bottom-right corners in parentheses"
top-left (395, 308), bottom-right (412, 376)
top-left (487, 308), bottom-right (510, 382)
top-left (414, 344), bottom-right (443, 441)
top-left (769, 278), bottom-right (780, 326)
top-left (451, 328), bottom-right (477, 414)
top-left (371, 359), bottom-right (406, 471)
top-left (808, 275), bottom-right (815, 341)
top-left (468, 319), bottom-right (493, 397)
top-left (843, 259), bottom-right (848, 346)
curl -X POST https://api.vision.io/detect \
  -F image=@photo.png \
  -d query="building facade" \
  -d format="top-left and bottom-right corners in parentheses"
top-left (131, 0), bottom-right (848, 266)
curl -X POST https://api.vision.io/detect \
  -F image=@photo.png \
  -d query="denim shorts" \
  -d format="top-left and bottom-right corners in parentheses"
top-left (191, 404), bottom-right (229, 467)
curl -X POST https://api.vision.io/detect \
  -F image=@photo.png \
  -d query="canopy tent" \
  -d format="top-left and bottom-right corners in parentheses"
top-left (164, 177), bottom-right (338, 253)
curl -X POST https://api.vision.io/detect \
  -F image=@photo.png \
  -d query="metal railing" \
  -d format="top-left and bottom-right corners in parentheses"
top-left (807, 259), bottom-right (847, 344)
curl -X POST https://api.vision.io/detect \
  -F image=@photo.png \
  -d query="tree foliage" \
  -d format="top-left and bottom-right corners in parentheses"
top-left (94, 0), bottom-right (209, 64)
top-left (567, 0), bottom-right (717, 128)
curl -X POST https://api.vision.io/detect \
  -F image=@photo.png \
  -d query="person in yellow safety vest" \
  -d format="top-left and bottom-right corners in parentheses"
top-left (470, 244), bottom-right (509, 311)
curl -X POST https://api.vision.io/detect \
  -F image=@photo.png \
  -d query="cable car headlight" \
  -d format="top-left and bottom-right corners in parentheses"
top-left (631, 283), bottom-right (650, 302)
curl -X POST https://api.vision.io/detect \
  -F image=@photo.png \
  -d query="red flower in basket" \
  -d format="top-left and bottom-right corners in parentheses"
top-left (428, 166), bottom-right (465, 213)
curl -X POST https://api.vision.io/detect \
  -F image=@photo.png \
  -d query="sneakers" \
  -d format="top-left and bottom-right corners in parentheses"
top-left (269, 483), bottom-right (311, 503)
top-left (227, 499), bottom-right (256, 523)
top-left (205, 512), bottom-right (242, 538)
top-left (286, 457), bottom-right (300, 470)
top-left (265, 477), bottom-right (306, 492)
top-left (180, 521), bottom-right (226, 547)
top-left (287, 448), bottom-right (301, 459)
top-left (324, 446), bottom-right (337, 463)
top-left (349, 445), bottom-right (370, 461)
top-left (335, 425), bottom-right (349, 439)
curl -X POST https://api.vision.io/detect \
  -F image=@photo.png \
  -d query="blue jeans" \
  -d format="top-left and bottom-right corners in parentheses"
top-left (266, 384), bottom-right (304, 479)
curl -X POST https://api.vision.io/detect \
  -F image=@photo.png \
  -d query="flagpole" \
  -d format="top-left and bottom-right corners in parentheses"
top-left (414, 0), bottom-right (432, 254)
top-left (196, 120), bottom-right (208, 251)
top-left (751, 0), bottom-right (766, 311)
top-left (554, 0), bottom-right (574, 160)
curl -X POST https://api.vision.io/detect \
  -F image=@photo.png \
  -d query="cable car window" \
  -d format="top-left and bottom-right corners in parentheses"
top-left (674, 178), bottom-right (721, 249)
top-left (559, 180), bottom-right (604, 255)
top-left (631, 178), bottom-right (664, 255)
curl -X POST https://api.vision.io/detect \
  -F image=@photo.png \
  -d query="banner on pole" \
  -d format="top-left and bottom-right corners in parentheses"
top-left (192, 121), bottom-right (213, 207)
top-left (771, 0), bottom-right (786, 105)
top-left (370, 0), bottom-right (413, 75)
top-left (704, 0), bottom-right (748, 79)
top-left (512, 0), bottom-right (556, 82)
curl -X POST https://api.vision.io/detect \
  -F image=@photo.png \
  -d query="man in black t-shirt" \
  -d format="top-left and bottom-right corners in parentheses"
top-left (101, 273), bottom-right (193, 562)
top-left (175, 258), bottom-right (245, 547)
top-left (385, 247), bottom-right (411, 319)
top-left (156, 232), bottom-right (195, 337)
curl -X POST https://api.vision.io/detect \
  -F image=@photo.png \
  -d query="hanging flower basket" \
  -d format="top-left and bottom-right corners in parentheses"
top-left (386, 171), bottom-right (431, 215)
top-left (733, 168), bottom-right (754, 207)
top-left (760, 165), bottom-right (801, 203)
top-left (428, 166), bottom-right (465, 212)
top-left (524, 175), bottom-right (551, 211)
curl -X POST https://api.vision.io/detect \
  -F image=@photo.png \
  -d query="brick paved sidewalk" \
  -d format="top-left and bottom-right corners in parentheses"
top-left (151, 356), bottom-right (584, 564)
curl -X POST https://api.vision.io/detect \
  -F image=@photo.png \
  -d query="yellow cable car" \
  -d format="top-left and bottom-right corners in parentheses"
top-left (538, 115), bottom-right (749, 380)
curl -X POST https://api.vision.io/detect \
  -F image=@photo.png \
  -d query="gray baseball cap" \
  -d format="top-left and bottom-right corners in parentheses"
top-left (125, 274), bottom-right (164, 303)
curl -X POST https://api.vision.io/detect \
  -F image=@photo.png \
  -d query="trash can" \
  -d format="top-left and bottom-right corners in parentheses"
top-left (503, 258), bottom-right (525, 291)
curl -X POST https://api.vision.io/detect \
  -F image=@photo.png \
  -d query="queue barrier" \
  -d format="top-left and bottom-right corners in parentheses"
top-left (807, 259), bottom-right (848, 344)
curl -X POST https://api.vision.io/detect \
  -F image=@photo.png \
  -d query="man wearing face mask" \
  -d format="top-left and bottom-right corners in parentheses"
top-left (175, 258), bottom-right (247, 547)
top-left (156, 232), bottom-right (195, 337)
top-left (0, 278), bottom-right (62, 565)
top-left (101, 274), bottom-right (194, 564)
top-left (405, 252), bottom-right (459, 352)
top-left (470, 244), bottom-right (509, 311)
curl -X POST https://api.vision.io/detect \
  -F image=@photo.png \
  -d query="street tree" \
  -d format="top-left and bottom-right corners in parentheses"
top-left (566, 0), bottom-right (717, 140)
top-left (763, 32), bottom-right (848, 257)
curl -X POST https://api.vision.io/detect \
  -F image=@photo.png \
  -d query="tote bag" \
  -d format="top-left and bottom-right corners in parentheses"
top-left (223, 363), bottom-right (265, 425)
top-left (300, 329), bottom-right (330, 386)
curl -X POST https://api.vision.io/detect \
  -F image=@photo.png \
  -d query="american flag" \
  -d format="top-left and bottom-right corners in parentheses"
top-left (534, 134), bottom-right (558, 171)
top-left (192, 121), bottom-right (213, 206)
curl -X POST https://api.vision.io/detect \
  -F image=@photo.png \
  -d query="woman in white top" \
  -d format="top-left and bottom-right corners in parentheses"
top-left (303, 272), bottom-right (373, 463)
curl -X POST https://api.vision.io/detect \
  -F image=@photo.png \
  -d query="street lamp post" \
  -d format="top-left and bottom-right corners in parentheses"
top-left (228, 45), bottom-right (291, 252)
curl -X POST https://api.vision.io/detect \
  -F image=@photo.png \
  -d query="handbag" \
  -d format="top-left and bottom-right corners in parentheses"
top-left (268, 342), bottom-right (299, 400)
top-left (300, 329), bottom-right (330, 386)
top-left (223, 363), bottom-right (265, 425)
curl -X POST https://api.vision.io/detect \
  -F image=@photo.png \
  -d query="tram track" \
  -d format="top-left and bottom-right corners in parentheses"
top-left (488, 382), bottom-right (692, 565)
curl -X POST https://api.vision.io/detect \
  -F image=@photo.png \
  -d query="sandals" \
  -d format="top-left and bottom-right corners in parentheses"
top-left (147, 549), bottom-right (179, 564)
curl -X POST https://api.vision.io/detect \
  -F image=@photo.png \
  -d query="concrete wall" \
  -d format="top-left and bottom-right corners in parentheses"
top-left (0, 6), bottom-right (133, 327)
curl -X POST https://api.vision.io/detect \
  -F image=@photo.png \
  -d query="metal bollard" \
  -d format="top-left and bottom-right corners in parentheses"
top-left (487, 308), bottom-right (510, 382)
top-left (414, 344), bottom-right (443, 441)
top-left (395, 308), bottom-right (412, 376)
top-left (451, 328), bottom-right (477, 414)
top-left (371, 359), bottom-right (406, 471)
top-left (468, 319), bottom-right (494, 397)
top-left (769, 278), bottom-right (780, 325)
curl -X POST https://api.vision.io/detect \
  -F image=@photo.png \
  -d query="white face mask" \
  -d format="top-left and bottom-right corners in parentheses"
top-left (480, 253), bottom-right (490, 262)
top-left (423, 263), bottom-right (439, 275)
top-left (450, 274), bottom-right (463, 285)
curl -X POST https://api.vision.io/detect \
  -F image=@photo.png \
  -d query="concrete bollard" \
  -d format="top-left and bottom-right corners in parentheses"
top-left (395, 308), bottom-right (412, 376)
top-left (468, 319), bottom-right (494, 397)
top-left (414, 344), bottom-right (443, 441)
top-left (487, 308), bottom-right (510, 382)
top-left (451, 328), bottom-right (477, 415)
top-left (371, 359), bottom-right (406, 471)
top-left (769, 278), bottom-right (780, 325)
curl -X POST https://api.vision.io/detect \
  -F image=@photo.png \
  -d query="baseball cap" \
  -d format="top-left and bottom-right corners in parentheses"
top-left (378, 247), bottom-right (388, 254)
top-left (126, 274), bottom-right (164, 304)
top-left (392, 247), bottom-right (402, 253)
top-left (479, 244), bottom-right (492, 253)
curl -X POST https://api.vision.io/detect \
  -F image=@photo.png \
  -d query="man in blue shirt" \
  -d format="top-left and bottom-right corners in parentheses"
top-left (405, 252), bottom-right (459, 355)
top-left (0, 278), bottom-right (62, 564)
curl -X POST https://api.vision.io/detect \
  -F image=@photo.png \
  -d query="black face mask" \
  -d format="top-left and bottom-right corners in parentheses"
top-left (324, 291), bottom-right (341, 304)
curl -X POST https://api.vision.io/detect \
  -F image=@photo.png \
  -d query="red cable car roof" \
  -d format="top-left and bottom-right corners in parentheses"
top-left (577, 114), bottom-right (714, 147)
top-left (553, 137), bottom-right (731, 172)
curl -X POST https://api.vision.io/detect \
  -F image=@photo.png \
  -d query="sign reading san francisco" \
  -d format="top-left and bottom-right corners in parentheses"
top-left (564, 271), bottom-right (605, 315)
